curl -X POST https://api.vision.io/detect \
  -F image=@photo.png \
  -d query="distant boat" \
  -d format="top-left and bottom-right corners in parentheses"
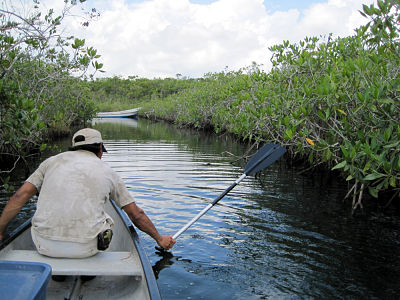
top-left (97, 108), bottom-right (139, 118)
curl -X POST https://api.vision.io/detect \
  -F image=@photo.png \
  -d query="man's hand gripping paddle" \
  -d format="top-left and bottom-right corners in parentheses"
top-left (157, 143), bottom-right (286, 252)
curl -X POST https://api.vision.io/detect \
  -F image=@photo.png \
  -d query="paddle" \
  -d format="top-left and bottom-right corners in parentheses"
top-left (157, 143), bottom-right (286, 251)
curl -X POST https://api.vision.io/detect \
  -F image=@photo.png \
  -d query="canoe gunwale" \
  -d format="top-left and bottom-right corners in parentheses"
top-left (0, 217), bottom-right (32, 251)
top-left (110, 200), bottom-right (161, 300)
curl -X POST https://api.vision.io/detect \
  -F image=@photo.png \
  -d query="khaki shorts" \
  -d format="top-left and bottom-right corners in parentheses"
top-left (31, 229), bottom-right (98, 258)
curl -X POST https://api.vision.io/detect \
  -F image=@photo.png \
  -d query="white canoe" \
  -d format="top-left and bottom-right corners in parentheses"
top-left (96, 108), bottom-right (139, 118)
top-left (0, 200), bottom-right (161, 300)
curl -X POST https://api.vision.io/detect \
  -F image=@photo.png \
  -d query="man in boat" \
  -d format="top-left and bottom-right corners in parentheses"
top-left (0, 128), bottom-right (175, 257)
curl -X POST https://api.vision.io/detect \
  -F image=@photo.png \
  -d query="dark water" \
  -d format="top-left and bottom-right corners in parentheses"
top-left (1, 118), bottom-right (400, 299)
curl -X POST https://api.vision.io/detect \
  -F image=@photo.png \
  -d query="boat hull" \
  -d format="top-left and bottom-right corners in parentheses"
top-left (97, 108), bottom-right (139, 119)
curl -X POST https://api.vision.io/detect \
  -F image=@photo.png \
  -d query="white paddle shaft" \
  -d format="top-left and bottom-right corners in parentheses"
top-left (173, 204), bottom-right (213, 240)
top-left (172, 173), bottom-right (247, 240)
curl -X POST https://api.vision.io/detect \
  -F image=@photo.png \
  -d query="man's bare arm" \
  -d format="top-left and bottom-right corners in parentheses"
top-left (0, 182), bottom-right (37, 240)
top-left (122, 202), bottom-right (175, 250)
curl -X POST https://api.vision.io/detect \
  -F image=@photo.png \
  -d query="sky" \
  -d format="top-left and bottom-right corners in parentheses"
top-left (40, 0), bottom-right (376, 78)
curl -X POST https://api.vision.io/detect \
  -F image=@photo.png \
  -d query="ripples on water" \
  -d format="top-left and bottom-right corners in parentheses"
top-left (1, 118), bottom-right (399, 299)
top-left (96, 119), bottom-right (400, 300)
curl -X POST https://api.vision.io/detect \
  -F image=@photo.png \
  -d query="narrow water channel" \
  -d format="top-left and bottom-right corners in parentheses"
top-left (1, 118), bottom-right (399, 299)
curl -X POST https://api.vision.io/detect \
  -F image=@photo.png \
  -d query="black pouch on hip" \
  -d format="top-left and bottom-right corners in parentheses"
top-left (97, 229), bottom-right (113, 251)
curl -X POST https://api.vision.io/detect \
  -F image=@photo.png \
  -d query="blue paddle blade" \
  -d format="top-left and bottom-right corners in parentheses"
top-left (245, 144), bottom-right (286, 176)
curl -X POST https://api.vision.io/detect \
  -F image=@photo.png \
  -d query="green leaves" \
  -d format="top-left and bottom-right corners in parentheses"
top-left (93, 61), bottom-right (103, 71)
top-left (72, 38), bottom-right (85, 49)
top-left (2, 176), bottom-right (15, 192)
top-left (360, 0), bottom-right (399, 47)
top-left (384, 126), bottom-right (392, 142)
top-left (368, 186), bottom-right (379, 198)
top-left (0, 0), bottom-right (102, 181)
top-left (364, 173), bottom-right (385, 181)
top-left (285, 128), bottom-right (294, 140)
top-left (332, 161), bottom-right (347, 170)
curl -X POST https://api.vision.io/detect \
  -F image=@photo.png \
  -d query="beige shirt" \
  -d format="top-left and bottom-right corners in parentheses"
top-left (27, 150), bottom-right (134, 243)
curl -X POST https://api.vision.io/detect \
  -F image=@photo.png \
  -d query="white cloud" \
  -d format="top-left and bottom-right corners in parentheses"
top-left (43, 0), bottom-right (376, 78)
top-left (298, 0), bottom-right (372, 38)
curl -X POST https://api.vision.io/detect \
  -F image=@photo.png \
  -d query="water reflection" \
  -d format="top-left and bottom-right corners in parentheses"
top-left (91, 118), bottom-right (400, 300)
top-left (153, 249), bottom-right (175, 280)
top-left (92, 117), bottom-right (138, 128)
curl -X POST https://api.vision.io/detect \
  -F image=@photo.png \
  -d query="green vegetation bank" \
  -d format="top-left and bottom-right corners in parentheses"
top-left (0, 1), bottom-right (102, 183)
